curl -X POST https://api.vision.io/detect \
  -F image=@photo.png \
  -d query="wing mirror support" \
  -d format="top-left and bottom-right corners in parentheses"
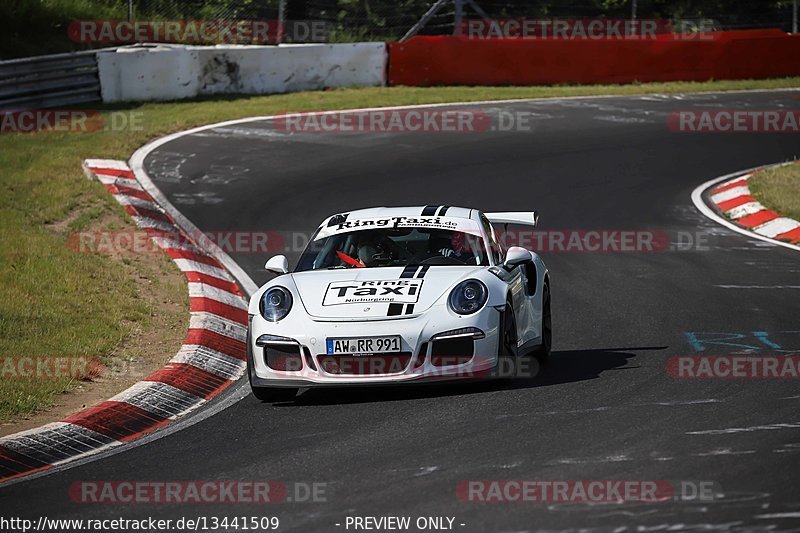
top-left (265, 255), bottom-right (289, 275)
top-left (503, 246), bottom-right (531, 269)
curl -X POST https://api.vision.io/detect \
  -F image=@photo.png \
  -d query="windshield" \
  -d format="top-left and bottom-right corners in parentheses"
top-left (295, 227), bottom-right (489, 271)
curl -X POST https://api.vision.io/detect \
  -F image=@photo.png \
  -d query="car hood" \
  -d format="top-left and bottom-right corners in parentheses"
top-left (290, 266), bottom-right (482, 320)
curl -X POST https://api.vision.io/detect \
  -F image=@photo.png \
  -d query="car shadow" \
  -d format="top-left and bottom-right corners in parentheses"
top-left (272, 346), bottom-right (667, 407)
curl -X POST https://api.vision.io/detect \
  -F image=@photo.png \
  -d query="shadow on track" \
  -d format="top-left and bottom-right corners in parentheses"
top-left (267, 346), bottom-right (666, 407)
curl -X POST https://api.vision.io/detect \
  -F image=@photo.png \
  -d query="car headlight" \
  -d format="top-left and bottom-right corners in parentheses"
top-left (260, 286), bottom-right (293, 322)
top-left (448, 279), bottom-right (488, 315)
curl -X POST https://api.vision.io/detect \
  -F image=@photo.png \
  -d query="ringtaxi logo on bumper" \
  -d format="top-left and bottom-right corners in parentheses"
top-left (69, 480), bottom-right (327, 504)
top-left (0, 110), bottom-right (144, 134)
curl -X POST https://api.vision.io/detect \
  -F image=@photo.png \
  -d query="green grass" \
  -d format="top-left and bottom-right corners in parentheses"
top-left (749, 161), bottom-right (800, 224)
top-left (1, 78), bottom-right (799, 422)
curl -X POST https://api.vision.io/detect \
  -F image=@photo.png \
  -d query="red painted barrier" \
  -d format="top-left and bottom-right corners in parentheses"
top-left (388, 30), bottom-right (800, 86)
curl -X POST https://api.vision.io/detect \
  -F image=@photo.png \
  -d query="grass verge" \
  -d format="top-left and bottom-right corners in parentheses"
top-left (749, 161), bottom-right (800, 223)
top-left (1, 77), bottom-right (799, 425)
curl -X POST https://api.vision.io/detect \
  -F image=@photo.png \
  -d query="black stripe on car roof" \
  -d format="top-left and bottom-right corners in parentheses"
top-left (388, 265), bottom-right (419, 316)
top-left (400, 265), bottom-right (419, 278)
top-left (401, 265), bottom-right (429, 315)
top-left (390, 264), bottom-right (430, 316)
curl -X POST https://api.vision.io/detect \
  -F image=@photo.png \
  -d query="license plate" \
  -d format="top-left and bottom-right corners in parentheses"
top-left (326, 336), bottom-right (402, 355)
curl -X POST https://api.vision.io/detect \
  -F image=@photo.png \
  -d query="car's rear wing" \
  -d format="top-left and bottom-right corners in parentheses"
top-left (485, 211), bottom-right (539, 227)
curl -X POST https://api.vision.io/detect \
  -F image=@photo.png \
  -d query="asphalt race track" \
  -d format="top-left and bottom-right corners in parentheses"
top-left (3, 91), bottom-right (800, 532)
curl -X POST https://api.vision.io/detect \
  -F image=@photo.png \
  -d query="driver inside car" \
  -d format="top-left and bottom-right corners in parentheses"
top-left (436, 231), bottom-right (477, 264)
top-left (356, 233), bottom-right (394, 267)
top-left (357, 241), bottom-right (379, 266)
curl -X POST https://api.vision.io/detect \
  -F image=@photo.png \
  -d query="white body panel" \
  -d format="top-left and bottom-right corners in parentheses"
top-left (247, 206), bottom-right (549, 387)
top-left (293, 266), bottom-right (480, 319)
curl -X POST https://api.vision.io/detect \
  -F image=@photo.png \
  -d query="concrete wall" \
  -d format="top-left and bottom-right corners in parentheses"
top-left (98, 43), bottom-right (387, 102)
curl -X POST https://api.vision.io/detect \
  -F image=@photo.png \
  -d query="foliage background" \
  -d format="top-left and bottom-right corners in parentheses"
top-left (1, 0), bottom-right (796, 59)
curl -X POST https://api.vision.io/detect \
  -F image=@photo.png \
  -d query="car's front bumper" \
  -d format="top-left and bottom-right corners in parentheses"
top-left (247, 303), bottom-right (502, 387)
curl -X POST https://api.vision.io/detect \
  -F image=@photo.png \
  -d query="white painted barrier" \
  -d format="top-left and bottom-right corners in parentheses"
top-left (98, 46), bottom-right (200, 102)
top-left (98, 43), bottom-right (387, 103)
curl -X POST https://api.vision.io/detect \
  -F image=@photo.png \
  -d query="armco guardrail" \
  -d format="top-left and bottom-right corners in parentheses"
top-left (0, 49), bottom-right (107, 111)
top-left (0, 42), bottom-right (386, 108)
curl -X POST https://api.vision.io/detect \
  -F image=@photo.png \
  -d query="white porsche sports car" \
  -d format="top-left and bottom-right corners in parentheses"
top-left (246, 206), bottom-right (551, 401)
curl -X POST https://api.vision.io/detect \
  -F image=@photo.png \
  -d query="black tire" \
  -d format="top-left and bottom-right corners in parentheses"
top-left (497, 301), bottom-right (518, 379)
top-left (532, 284), bottom-right (552, 365)
top-left (250, 385), bottom-right (298, 402)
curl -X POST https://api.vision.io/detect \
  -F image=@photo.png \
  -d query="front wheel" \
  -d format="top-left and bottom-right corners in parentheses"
top-left (532, 284), bottom-right (552, 365)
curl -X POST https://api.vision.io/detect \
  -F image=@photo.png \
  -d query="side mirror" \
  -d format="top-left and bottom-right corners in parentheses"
top-left (264, 255), bottom-right (289, 275)
top-left (503, 246), bottom-right (531, 269)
